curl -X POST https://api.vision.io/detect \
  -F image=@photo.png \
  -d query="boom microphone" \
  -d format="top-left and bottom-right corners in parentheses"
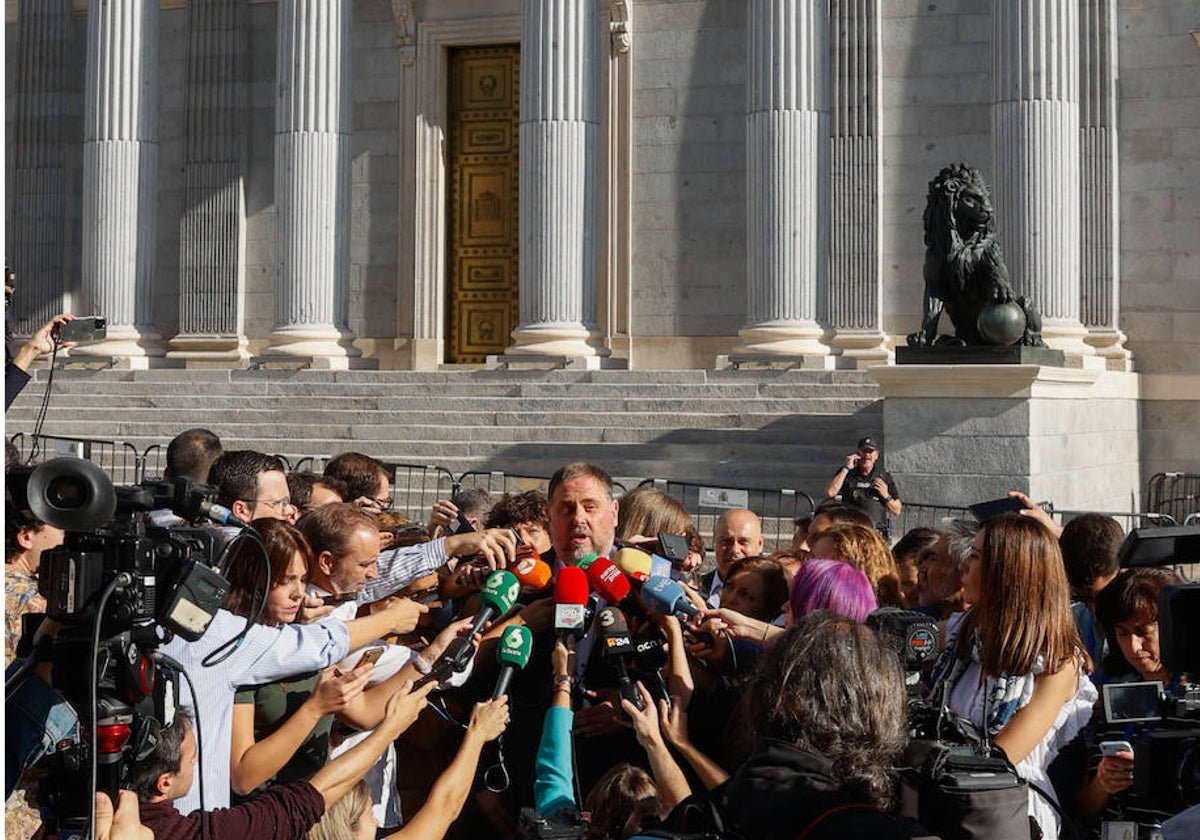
top-left (597, 606), bottom-right (644, 711)
top-left (442, 569), bottom-right (520, 672)
top-left (491, 624), bottom-right (534, 699)
top-left (554, 566), bottom-right (590, 639)
top-left (641, 575), bottom-right (700, 621)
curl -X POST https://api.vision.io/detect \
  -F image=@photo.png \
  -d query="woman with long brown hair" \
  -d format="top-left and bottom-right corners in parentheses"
top-left (927, 513), bottom-right (1097, 838)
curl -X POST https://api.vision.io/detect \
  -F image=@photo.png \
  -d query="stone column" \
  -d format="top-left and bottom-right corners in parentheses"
top-left (169, 0), bottom-right (250, 365)
top-left (828, 0), bottom-right (887, 368)
top-left (76, 0), bottom-right (164, 364)
top-left (8, 0), bottom-right (77, 335)
top-left (734, 0), bottom-right (833, 366)
top-left (1079, 0), bottom-right (1131, 370)
top-left (992, 0), bottom-right (1091, 360)
top-left (261, 0), bottom-right (359, 366)
top-left (505, 0), bottom-right (609, 367)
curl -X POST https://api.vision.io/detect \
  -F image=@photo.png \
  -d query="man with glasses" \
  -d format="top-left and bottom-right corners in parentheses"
top-left (208, 451), bottom-right (294, 538)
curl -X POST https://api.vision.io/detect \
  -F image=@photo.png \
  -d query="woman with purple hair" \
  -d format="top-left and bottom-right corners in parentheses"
top-left (789, 558), bottom-right (878, 624)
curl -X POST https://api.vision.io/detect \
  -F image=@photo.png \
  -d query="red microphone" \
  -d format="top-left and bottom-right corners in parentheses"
top-left (554, 566), bottom-right (589, 639)
top-left (584, 556), bottom-right (631, 604)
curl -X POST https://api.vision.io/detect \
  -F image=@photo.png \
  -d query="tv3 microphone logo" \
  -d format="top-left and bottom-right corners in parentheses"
top-left (598, 609), bottom-right (617, 629)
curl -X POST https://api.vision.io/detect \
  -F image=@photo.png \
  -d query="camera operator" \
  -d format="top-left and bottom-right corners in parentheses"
top-left (1076, 567), bottom-right (1190, 831)
top-left (131, 682), bottom-right (434, 840)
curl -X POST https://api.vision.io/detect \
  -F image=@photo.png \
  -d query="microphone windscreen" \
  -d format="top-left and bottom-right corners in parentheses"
top-left (648, 554), bottom-right (673, 580)
top-left (641, 575), bottom-right (699, 619)
top-left (496, 624), bottom-right (534, 668)
top-left (554, 566), bottom-right (590, 635)
top-left (479, 570), bottom-right (521, 614)
top-left (512, 555), bottom-right (552, 590)
top-left (597, 606), bottom-right (634, 657)
top-left (613, 547), bottom-right (653, 582)
top-left (576, 553), bottom-right (599, 571)
top-left (585, 557), bottom-right (632, 605)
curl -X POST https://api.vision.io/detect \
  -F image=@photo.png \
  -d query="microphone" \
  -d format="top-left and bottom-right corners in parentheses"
top-left (512, 552), bottom-right (553, 591)
top-left (613, 547), bottom-right (653, 583)
top-left (554, 566), bottom-right (589, 639)
top-left (632, 628), bottom-right (672, 703)
top-left (442, 569), bottom-right (521, 672)
top-left (585, 556), bottom-right (632, 604)
top-left (597, 606), bottom-right (644, 711)
top-left (199, 499), bottom-right (244, 528)
top-left (640, 576), bottom-right (701, 621)
top-left (491, 624), bottom-right (534, 699)
top-left (575, 553), bottom-right (600, 571)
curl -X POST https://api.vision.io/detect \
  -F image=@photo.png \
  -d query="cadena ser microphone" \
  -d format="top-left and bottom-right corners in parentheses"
top-left (442, 569), bottom-right (521, 673)
top-left (641, 575), bottom-right (700, 621)
top-left (585, 556), bottom-right (632, 604)
top-left (512, 551), bottom-right (553, 591)
top-left (491, 624), bottom-right (534, 699)
top-left (554, 565), bottom-right (590, 640)
top-left (597, 606), bottom-right (644, 711)
top-left (613, 547), bottom-right (653, 583)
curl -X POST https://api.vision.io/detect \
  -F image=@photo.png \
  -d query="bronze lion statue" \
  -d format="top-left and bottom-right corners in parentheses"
top-left (907, 163), bottom-right (1044, 347)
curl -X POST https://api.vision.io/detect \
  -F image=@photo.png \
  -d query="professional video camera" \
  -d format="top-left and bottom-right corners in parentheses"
top-left (6, 457), bottom-right (233, 839)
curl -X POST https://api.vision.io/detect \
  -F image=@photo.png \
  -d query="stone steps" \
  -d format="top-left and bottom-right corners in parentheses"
top-left (8, 368), bottom-right (884, 499)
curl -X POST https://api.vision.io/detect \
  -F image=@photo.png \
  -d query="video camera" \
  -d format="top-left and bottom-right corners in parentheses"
top-left (6, 457), bottom-right (232, 838)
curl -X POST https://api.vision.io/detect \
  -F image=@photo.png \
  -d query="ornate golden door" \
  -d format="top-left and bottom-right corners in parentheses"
top-left (446, 46), bottom-right (520, 363)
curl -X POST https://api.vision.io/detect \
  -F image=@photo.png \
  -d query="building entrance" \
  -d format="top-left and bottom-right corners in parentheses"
top-left (445, 45), bottom-right (520, 363)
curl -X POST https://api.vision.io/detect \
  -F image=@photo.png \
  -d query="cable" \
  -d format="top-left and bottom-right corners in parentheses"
top-left (27, 339), bottom-right (60, 462)
top-left (154, 650), bottom-right (209, 840)
top-left (89, 574), bottom-right (128, 840)
top-left (202, 527), bottom-right (270, 668)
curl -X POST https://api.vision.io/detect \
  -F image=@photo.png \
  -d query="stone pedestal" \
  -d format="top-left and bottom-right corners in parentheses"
top-left (869, 365), bottom-right (1140, 512)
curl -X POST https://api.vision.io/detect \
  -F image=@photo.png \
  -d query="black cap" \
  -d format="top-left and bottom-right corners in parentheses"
top-left (857, 436), bottom-right (878, 451)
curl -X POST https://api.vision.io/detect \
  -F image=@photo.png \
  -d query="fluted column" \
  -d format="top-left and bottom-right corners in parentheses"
top-left (8, 0), bottom-right (77, 336)
top-left (737, 0), bottom-right (833, 364)
top-left (828, 0), bottom-right (887, 368)
top-left (1079, 0), bottom-right (1130, 370)
top-left (169, 0), bottom-right (250, 365)
top-left (506, 0), bottom-right (609, 365)
top-left (993, 0), bottom-right (1091, 357)
top-left (262, 0), bottom-right (359, 366)
top-left (76, 0), bottom-right (164, 363)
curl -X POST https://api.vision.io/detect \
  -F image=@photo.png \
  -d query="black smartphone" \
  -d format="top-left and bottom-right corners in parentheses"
top-left (656, 531), bottom-right (691, 565)
top-left (322, 592), bottom-right (358, 606)
top-left (968, 496), bottom-right (1026, 521)
top-left (445, 507), bottom-right (474, 535)
top-left (56, 316), bottom-right (107, 344)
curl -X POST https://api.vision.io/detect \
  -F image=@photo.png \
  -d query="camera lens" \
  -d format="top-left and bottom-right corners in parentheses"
top-left (45, 475), bottom-right (89, 510)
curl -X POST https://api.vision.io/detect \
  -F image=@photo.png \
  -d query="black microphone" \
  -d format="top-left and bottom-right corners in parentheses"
top-left (597, 606), bottom-right (644, 711)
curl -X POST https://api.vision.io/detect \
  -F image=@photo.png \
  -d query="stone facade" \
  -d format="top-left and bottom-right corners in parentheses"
top-left (5, 0), bottom-right (1199, 481)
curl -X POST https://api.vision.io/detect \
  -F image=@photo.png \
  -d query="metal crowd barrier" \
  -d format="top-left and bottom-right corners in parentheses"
top-left (11, 433), bottom-right (144, 485)
top-left (1050, 509), bottom-right (1178, 532)
top-left (455, 471), bottom-right (629, 499)
top-left (637, 478), bottom-right (816, 552)
top-left (1145, 472), bottom-right (1200, 527)
top-left (888, 501), bottom-right (975, 539)
top-left (382, 463), bottom-right (456, 520)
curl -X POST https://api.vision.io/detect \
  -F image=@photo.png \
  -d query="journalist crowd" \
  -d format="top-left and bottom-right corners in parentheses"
top-left (5, 427), bottom-right (1199, 840)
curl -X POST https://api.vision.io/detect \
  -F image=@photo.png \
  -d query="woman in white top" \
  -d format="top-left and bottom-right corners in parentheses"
top-left (928, 513), bottom-right (1098, 838)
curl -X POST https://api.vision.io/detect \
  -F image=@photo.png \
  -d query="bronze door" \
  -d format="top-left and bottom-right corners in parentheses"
top-left (446, 46), bottom-right (520, 363)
